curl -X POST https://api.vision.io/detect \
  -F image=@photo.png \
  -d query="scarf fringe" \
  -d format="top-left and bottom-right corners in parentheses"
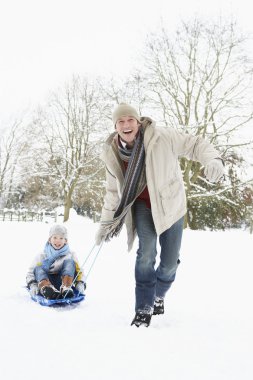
top-left (101, 215), bottom-right (126, 242)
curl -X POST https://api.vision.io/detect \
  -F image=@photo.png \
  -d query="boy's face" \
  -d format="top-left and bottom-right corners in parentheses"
top-left (115, 116), bottom-right (140, 146)
top-left (49, 234), bottom-right (66, 250)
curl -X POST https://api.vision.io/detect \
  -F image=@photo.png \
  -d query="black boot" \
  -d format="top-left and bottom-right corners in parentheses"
top-left (131, 311), bottom-right (152, 327)
top-left (40, 284), bottom-right (61, 300)
top-left (60, 284), bottom-right (74, 298)
top-left (153, 297), bottom-right (164, 315)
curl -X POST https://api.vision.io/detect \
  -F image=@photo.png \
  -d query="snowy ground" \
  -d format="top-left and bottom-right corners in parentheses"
top-left (0, 212), bottom-right (252, 380)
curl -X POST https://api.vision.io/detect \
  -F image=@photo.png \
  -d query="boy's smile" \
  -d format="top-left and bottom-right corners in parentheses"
top-left (49, 234), bottom-right (66, 250)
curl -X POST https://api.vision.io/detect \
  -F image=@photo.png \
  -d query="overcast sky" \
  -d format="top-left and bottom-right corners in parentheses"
top-left (0, 0), bottom-right (252, 126)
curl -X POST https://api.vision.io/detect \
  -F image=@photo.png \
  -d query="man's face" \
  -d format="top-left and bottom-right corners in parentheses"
top-left (115, 116), bottom-right (140, 146)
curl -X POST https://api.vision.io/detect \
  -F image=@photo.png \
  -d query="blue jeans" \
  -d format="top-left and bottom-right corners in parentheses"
top-left (34, 259), bottom-right (76, 289)
top-left (133, 201), bottom-right (184, 312)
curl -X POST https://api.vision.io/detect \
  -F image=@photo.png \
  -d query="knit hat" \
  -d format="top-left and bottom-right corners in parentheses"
top-left (112, 103), bottom-right (141, 125)
top-left (49, 224), bottom-right (68, 239)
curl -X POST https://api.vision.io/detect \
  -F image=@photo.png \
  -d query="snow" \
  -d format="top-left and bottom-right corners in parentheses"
top-left (1, 213), bottom-right (252, 380)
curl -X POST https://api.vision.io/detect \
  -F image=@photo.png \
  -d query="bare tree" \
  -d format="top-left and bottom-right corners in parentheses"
top-left (28, 76), bottom-right (109, 221)
top-left (141, 18), bottom-right (253, 227)
top-left (99, 72), bottom-right (151, 117)
top-left (0, 119), bottom-right (28, 208)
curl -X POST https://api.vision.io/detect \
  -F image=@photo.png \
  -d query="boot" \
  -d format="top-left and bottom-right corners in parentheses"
top-left (153, 297), bottom-right (164, 315)
top-left (60, 275), bottom-right (74, 298)
top-left (39, 279), bottom-right (60, 300)
top-left (131, 309), bottom-right (153, 327)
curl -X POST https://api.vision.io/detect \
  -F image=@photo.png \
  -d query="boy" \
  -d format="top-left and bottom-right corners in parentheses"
top-left (26, 224), bottom-right (86, 300)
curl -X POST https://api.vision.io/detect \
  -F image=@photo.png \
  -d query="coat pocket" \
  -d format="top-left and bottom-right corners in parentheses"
top-left (159, 179), bottom-right (182, 215)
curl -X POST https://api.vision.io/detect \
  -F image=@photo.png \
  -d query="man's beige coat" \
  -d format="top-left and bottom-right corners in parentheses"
top-left (100, 118), bottom-right (220, 251)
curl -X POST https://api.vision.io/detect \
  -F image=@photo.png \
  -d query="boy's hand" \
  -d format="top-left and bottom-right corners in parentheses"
top-left (29, 283), bottom-right (39, 297)
top-left (75, 281), bottom-right (86, 295)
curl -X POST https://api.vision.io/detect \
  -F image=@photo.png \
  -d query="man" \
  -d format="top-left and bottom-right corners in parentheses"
top-left (96, 103), bottom-right (224, 327)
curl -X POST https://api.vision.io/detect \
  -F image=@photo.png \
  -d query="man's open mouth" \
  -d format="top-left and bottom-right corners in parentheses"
top-left (123, 129), bottom-right (133, 134)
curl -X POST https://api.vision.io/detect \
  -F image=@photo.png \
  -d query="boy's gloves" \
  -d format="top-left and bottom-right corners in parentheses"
top-left (75, 281), bottom-right (86, 295)
top-left (204, 159), bottom-right (224, 183)
top-left (29, 282), bottom-right (39, 297)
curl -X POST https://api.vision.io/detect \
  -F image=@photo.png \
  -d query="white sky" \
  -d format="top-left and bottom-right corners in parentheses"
top-left (0, 0), bottom-right (252, 125)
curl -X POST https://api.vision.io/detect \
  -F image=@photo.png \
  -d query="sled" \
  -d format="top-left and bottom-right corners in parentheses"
top-left (30, 288), bottom-right (85, 307)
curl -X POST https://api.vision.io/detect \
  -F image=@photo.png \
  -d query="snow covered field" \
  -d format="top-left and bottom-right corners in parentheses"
top-left (0, 212), bottom-right (252, 380)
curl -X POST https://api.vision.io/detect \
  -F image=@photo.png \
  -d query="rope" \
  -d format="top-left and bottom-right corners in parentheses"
top-left (63, 241), bottom-right (104, 299)
top-left (84, 242), bottom-right (104, 280)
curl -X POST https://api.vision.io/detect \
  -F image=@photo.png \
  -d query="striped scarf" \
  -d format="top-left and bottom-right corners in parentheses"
top-left (101, 128), bottom-right (146, 241)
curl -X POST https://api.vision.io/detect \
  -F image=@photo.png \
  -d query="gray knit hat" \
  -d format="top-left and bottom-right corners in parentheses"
top-left (49, 224), bottom-right (68, 239)
top-left (112, 103), bottom-right (141, 125)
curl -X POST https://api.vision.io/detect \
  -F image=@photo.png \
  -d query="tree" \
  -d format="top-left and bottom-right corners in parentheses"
top-left (99, 73), bottom-right (151, 117)
top-left (141, 18), bottom-right (253, 228)
top-left (28, 76), bottom-right (109, 221)
top-left (0, 119), bottom-right (28, 208)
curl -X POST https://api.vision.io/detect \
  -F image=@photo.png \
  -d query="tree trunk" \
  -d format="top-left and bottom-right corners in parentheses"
top-left (63, 192), bottom-right (72, 222)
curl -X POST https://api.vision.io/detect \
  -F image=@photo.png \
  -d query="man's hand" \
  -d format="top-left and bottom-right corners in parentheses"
top-left (95, 225), bottom-right (107, 246)
top-left (204, 159), bottom-right (224, 183)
